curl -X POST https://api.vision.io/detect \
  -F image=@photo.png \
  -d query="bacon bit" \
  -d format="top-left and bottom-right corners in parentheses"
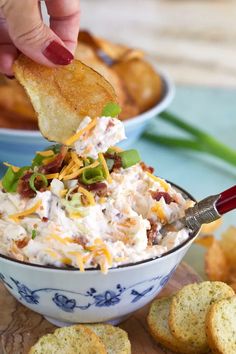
top-left (18, 171), bottom-right (48, 199)
top-left (86, 182), bottom-right (108, 197)
top-left (15, 238), bottom-right (29, 249)
top-left (81, 194), bottom-right (89, 207)
top-left (147, 220), bottom-right (158, 246)
top-left (151, 191), bottom-right (173, 204)
top-left (42, 217), bottom-right (48, 222)
top-left (17, 171), bottom-right (35, 199)
top-left (104, 153), bottom-right (122, 171)
top-left (106, 120), bottom-right (115, 130)
top-left (73, 236), bottom-right (87, 248)
top-left (40, 146), bottom-right (67, 174)
top-left (140, 162), bottom-right (154, 174)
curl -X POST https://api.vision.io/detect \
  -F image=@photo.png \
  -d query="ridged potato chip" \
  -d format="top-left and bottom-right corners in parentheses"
top-left (112, 58), bottom-right (163, 113)
top-left (14, 55), bottom-right (117, 143)
top-left (220, 226), bottom-right (236, 270)
top-left (205, 239), bottom-right (230, 282)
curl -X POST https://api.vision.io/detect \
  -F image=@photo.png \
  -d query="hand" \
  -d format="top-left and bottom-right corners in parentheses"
top-left (0, 0), bottom-right (80, 75)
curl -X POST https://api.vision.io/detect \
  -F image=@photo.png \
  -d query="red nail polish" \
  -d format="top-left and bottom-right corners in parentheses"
top-left (43, 41), bottom-right (73, 65)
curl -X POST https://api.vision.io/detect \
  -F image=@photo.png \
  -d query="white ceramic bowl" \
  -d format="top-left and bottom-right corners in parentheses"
top-left (0, 68), bottom-right (174, 167)
top-left (0, 185), bottom-right (198, 327)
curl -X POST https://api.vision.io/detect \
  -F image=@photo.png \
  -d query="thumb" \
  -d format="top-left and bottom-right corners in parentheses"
top-left (1, 0), bottom-right (73, 66)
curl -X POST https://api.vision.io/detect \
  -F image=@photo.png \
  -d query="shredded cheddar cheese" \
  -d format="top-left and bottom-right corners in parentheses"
top-left (146, 172), bottom-right (169, 192)
top-left (45, 249), bottom-right (60, 259)
top-left (60, 189), bottom-right (68, 198)
top-left (78, 186), bottom-right (95, 206)
top-left (98, 197), bottom-right (106, 204)
top-left (151, 202), bottom-right (167, 223)
top-left (62, 160), bottom-right (100, 181)
top-left (87, 239), bottom-right (113, 267)
top-left (60, 257), bottom-right (72, 265)
top-left (110, 146), bottom-right (123, 152)
top-left (46, 234), bottom-right (73, 245)
top-left (68, 251), bottom-right (85, 272)
top-left (36, 150), bottom-right (54, 157)
top-left (70, 151), bottom-right (82, 168)
top-left (69, 212), bottom-right (83, 219)
top-left (98, 153), bottom-right (112, 183)
top-left (64, 118), bottom-right (97, 146)
top-left (58, 160), bottom-right (75, 180)
top-left (3, 162), bottom-right (20, 173)
top-left (42, 156), bottom-right (58, 165)
top-left (9, 200), bottom-right (42, 222)
top-left (45, 173), bottom-right (59, 180)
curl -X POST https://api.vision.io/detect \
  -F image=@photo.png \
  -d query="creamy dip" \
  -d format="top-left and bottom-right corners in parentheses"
top-left (0, 116), bottom-right (192, 273)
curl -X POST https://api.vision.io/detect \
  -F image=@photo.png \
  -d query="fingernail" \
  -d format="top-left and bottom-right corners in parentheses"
top-left (5, 75), bottom-right (15, 80)
top-left (43, 41), bottom-right (74, 65)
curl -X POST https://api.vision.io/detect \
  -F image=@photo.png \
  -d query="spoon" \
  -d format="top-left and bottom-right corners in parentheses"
top-left (157, 185), bottom-right (236, 240)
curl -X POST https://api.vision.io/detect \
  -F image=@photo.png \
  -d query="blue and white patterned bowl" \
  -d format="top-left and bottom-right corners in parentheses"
top-left (0, 185), bottom-right (198, 327)
top-left (0, 68), bottom-right (174, 167)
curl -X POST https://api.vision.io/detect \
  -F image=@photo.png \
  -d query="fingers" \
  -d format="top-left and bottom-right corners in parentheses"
top-left (46, 0), bottom-right (80, 53)
top-left (1, 0), bottom-right (73, 67)
top-left (0, 12), bottom-right (18, 75)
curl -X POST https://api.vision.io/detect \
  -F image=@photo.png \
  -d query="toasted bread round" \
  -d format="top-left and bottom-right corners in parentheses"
top-left (147, 296), bottom-right (196, 354)
top-left (14, 55), bottom-right (117, 143)
top-left (169, 281), bottom-right (235, 353)
top-left (85, 324), bottom-right (131, 354)
top-left (206, 295), bottom-right (236, 354)
top-left (29, 324), bottom-right (106, 354)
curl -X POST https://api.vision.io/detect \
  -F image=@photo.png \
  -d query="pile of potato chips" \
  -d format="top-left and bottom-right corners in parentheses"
top-left (0, 30), bottom-right (163, 131)
top-left (196, 222), bottom-right (236, 292)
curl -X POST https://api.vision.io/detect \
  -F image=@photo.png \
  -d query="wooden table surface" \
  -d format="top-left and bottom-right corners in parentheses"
top-left (80, 0), bottom-right (236, 88)
top-left (0, 262), bottom-right (200, 354)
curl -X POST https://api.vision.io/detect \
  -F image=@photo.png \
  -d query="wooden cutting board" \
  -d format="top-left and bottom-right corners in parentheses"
top-left (0, 262), bottom-right (200, 354)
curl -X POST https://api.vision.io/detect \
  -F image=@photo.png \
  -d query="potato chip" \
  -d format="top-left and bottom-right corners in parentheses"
top-left (229, 283), bottom-right (236, 293)
top-left (0, 110), bottom-right (37, 130)
top-left (14, 55), bottom-right (117, 143)
top-left (220, 226), bottom-right (236, 270)
top-left (194, 235), bottom-right (215, 248)
top-left (0, 82), bottom-right (36, 121)
top-left (75, 42), bottom-right (128, 116)
top-left (94, 35), bottom-right (144, 62)
top-left (205, 239), bottom-right (230, 282)
top-left (228, 272), bottom-right (236, 284)
top-left (112, 58), bottom-right (163, 113)
top-left (200, 218), bottom-right (222, 235)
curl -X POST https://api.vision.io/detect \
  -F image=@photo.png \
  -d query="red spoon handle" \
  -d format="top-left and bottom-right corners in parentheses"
top-left (215, 185), bottom-right (236, 215)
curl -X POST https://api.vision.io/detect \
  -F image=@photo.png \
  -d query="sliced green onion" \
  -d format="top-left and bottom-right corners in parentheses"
top-left (46, 144), bottom-right (62, 154)
top-left (31, 229), bottom-right (37, 240)
top-left (2, 166), bottom-right (30, 193)
top-left (102, 102), bottom-right (121, 117)
top-left (118, 149), bottom-right (141, 168)
top-left (31, 153), bottom-right (53, 168)
top-left (142, 111), bottom-right (236, 168)
top-left (29, 173), bottom-right (48, 192)
top-left (2, 167), bottom-right (17, 192)
top-left (31, 147), bottom-right (59, 168)
top-left (80, 166), bottom-right (105, 184)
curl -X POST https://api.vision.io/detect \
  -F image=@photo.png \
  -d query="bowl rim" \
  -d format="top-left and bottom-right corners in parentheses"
top-left (0, 182), bottom-right (199, 272)
top-left (0, 66), bottom-right (175, 138)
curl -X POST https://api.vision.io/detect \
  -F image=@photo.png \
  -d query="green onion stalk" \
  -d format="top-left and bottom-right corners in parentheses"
top-left (143, 111), bottom-right (236, 167)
